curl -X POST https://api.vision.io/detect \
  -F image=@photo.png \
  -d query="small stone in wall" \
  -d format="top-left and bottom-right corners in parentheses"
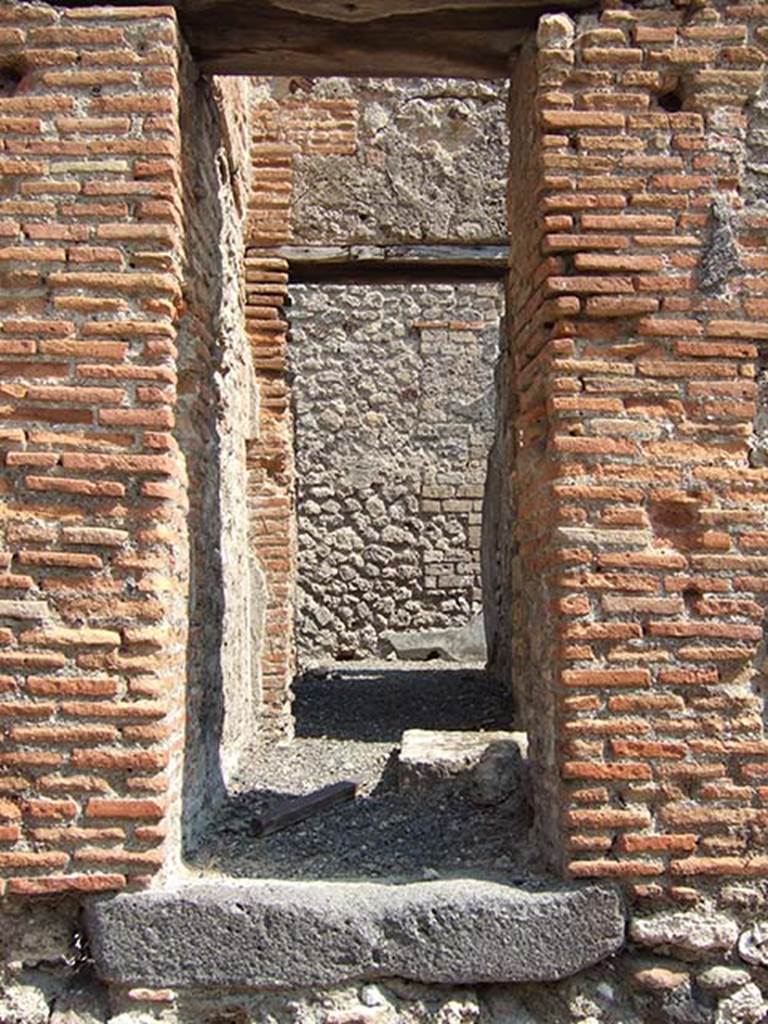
top-left (324, 1011), bottom-right (387, 1024)
top-left (737, 922), bottom-right (768, 966)
top-left (721, 886), bottom-right (766, 912)
top-left (536, 13), bottom-right (575, 49)
top-left (359, 987), bottom-right (385, 1008)
top-left (0, 983), bottom-right (50, 1024)
top-left (699, 198), bottom-right (742, 295)
top-left (656, 982), bottom-right (710, 1024)
top-left (632, 967), bottom-right (690, 992)
top-left (51, 1006), bottom-right (105, 1024)
top-left (698, 967), bottom-right (753, 994)
top-left (480, 990), bottom-right (538, 1024)
top-left (629, 912), bottom-right (739, 961)
top-left (469, 740), bottom-right (528, 807)
top-left (715, 984), bottom-right (767, 1024)
top-left (106, 1015), bottom-right (161, 1024)
top-left (50, 984), bottom-right (110, 1024)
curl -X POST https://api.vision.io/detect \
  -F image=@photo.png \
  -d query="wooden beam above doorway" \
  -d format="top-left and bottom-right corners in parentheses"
top-left (56, 0), bottom-right (592, 77)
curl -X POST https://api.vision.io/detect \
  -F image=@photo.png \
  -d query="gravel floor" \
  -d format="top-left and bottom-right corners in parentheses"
top-left (191, 661), bottom-right (542, 883)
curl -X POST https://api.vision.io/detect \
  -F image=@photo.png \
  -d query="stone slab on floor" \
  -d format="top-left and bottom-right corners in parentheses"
top-left (381, 612), bottom-right (487, 662)
top-left (398, 729), bottom-right (528, 794)
top-left (85, 878), bottom-right (624, 989)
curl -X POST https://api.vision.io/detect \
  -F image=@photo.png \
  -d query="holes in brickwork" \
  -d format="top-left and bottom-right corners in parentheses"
top-left (0, 63), bottom-right (24, 97)
top-left (656, 82), bottom-right (684, 113)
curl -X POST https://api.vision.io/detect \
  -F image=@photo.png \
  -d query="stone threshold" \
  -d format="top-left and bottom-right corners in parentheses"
top-left (85, 877), bottom-right (625, 990)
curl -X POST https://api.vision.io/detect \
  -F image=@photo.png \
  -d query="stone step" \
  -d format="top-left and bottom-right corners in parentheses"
top-left (85, 878), bottom-right (624, 989)
top-left (398, 729), bottom-right (528, 804)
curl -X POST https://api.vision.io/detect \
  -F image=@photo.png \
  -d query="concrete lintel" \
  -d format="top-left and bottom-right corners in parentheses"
top-left (85, 878), bottom-right (625, 989)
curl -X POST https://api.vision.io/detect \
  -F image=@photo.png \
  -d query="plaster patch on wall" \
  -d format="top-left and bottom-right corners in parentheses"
top-left (252, 76), bottom-right (509, 245)
top-left (176, 66), bottom-right (257, 847)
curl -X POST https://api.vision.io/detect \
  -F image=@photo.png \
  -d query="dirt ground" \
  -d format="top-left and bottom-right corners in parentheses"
top-left (191, 661), bottom-right (542, 882)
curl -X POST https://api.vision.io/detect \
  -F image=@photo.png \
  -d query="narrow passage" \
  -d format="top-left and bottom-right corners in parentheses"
top-left (192, 662), bottom-right (537, 882)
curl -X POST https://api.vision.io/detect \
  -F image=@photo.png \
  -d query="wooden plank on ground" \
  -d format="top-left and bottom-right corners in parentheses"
top-left (251, 780), bottom-right (357, 838)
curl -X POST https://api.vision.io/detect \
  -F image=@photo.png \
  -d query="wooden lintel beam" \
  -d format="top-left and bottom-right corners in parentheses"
top-left (244, 244), bottom-right (510, 282)
top-left (181, 4), bottom-right (564, 77)
top-left (50, 0), bottom-right (593, 77)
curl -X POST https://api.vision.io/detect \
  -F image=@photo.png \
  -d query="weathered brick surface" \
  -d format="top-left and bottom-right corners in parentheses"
top-left (0, 3), bottom-right (254, 890)
top-left (1, 0), bottom-right (767, 898)
top-left (504, 1), bottom-right (768, 886)
top-left (0, 2), bottom-right (188, 895)
top-left (244, 254), bottom-right (297, 732)
top-left (174, 67), bottom-right (255, 838)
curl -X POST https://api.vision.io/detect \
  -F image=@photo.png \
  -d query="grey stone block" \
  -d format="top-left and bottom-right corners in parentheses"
top-left (630, 911), bottom-right (738, 961)
top-left (382, 613), bottom-right (487, 663)
top-left (398, 729), bottom-right (527, 804)
top-left (86, 879), bottom-right (624, 990)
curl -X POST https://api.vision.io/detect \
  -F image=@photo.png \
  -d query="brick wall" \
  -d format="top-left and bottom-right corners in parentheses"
top-left (244, 253), bottom-right (296, 736)
top-left (1, 0), bottom-right (767, 899)
top-left (0, 2), bottom-right (188, 895)
top-left (0, 2), bottom-right (254, 893)
top-left (502, 1), bottom-right (768, 889)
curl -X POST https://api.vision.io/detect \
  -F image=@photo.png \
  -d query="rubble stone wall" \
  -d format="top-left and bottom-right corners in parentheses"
top-left (290, 281), bottom-right (502, 662)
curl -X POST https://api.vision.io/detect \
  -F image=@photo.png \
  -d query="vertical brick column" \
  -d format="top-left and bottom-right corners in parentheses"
top-left (244, 255), bottom-right (296, 735)
top-left (514, 1), bottom-right (768, 888)
top-left (0, 3), bottom-right (187, 895)
top-left (242, 88), bottom-right (358, 727)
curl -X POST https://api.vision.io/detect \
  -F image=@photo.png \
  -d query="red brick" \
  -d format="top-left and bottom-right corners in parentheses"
top-left (567, 808), bottom-right (652, 829)
top-left (0, 851), bottom-right (69, 868)
top-left (670, 857), bottom-right (768, 877)
top-left (10, 724), bottom-right (118, 744)
top-left (569, 858), bottom-right (664, 877)
top-left (7, 873), bottom-right (125, 894)
top-left (85, 798), bottom-right (165, 820)
top-left (617, 834), bottom-right (697, 853)
top-left (563, 668), bottom-right (651, 688)
top-left (564, 761), bottom-right (652, 781)
top-left (22, 798), bottom-right (79, 820)
top-left (612, 739), bottom-right (687, 759)
top-left (26, 475), bottom-right (125, 497)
